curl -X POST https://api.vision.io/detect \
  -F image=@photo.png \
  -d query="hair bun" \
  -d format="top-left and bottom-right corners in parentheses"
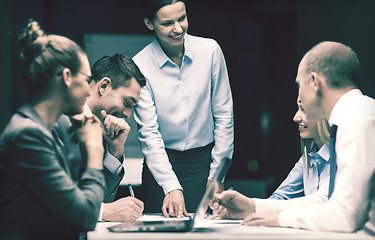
top-left (19, 19), bottom-right (49, 61)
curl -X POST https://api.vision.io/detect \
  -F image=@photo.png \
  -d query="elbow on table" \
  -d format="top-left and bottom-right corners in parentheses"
top-left (82, 210), bottom-right (101, 231)
top-left (69, 201), bottom-right (101, 231)
top-left (332, 211), bottom-right (366, 233)
top-left (84, 221), bottom-right (99, 231)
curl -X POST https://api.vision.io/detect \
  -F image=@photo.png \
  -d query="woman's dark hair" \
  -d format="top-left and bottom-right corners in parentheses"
top-left (141, 0), bottom-right (187, 21)
top-left (91, 54), bottom-right (146, 89)
top-left (19, 19), bottom-right (85, 101)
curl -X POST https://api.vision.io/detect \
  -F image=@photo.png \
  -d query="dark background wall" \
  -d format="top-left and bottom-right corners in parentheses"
top-left (1, 0), bottom-right (374, 197)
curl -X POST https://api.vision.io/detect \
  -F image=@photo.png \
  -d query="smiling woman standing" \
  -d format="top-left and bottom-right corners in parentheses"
top-left (0, 20), bottom-right (105, 239)
top-left (133, 0), bottom-right (234, 217)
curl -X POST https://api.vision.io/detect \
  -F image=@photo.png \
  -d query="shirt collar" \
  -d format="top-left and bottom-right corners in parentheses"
top-left (329, 89), bottom-right (363, 127)
top-left (83, 103), bottom-right (93, 116)
top-left (152, 33), bottom-right (193, 69)
top-left (309, 142), bottom-right (330, 163)
top-left (317, 143), bottom-right (330, 162)
top-left (184, 34), bottom-right (193, 61)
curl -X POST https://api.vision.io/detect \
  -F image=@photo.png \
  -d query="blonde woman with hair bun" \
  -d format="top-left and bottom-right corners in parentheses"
top-left (0, 20), bottom-right (105, 239)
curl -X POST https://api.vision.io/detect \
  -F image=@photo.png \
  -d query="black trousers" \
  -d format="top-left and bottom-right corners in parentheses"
top-left (141, 142), bottom-right (213, 213)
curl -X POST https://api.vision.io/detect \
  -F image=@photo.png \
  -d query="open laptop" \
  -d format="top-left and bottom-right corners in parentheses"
top-left (108, 157), bottom-right (231, 232)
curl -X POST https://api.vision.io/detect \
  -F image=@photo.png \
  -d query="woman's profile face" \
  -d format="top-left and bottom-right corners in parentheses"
top-left (65, 52), bottom-right (91, 115)
top-left (293, 101), bottom-right (319, 140)
top-left (147, 1), bottom-right (188, 49)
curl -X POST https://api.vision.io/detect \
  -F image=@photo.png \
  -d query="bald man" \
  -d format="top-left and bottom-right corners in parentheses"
top-left (211, 41), bottom-right (375, 236)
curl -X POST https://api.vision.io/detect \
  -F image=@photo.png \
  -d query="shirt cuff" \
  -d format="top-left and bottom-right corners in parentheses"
top-left (253, 198), bottom-right (282, 213)
top-left (162, 181), bottom-right (183, 195)
top-left (103, 151), bottom-right (124, 176)
top-left (208, 171), bottom-right (226, 183)
top-left (98, 202), bottom-right (104, 221)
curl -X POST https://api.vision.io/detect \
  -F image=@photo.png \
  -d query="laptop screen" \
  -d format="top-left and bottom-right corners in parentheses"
top-left (192, 157), bottom-right (231, 225)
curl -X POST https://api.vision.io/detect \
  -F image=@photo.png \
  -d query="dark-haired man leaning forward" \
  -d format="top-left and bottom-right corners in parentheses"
top-left (55, 54), bottom-right (146, 223)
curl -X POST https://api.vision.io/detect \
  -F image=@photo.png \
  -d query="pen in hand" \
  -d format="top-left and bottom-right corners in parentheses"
top-left (128, 184), bottom-right (135, 197)
top-left (212, 187), bottom-right (233, 204)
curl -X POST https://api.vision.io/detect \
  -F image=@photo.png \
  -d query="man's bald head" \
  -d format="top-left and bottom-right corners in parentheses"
top-left (300, 41), bottom-right (360, 89)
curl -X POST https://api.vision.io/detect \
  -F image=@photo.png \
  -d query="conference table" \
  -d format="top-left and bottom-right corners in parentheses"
top-left (88, 215), bottom-right (373, 240)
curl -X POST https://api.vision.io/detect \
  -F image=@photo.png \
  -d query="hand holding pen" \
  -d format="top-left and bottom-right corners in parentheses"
top-left (209, 188), bottom-right (255, 220)
top-left (128, 184), bottom-right (135, 197)
top-left (102, 186), bottom-right (144, 222)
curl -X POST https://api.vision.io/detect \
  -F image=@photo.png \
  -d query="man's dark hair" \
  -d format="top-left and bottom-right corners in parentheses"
top-left (91, 54), bottom-right (146, 89)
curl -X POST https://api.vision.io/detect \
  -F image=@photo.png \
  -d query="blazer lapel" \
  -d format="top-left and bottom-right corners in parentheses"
top-left (18, 104), bottom-right (72, 176)
top-left (52, 129), bottom-right (72, 176)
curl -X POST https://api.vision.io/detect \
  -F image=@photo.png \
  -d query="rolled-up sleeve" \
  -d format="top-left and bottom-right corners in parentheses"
top-left (134, 86), bottom-right (182, 194)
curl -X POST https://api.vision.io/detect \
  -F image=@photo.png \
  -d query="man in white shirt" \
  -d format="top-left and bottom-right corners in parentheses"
top-left (211, 41), bottom-right (375, 236)
top-left (55, 54), bottom-right (145, 222)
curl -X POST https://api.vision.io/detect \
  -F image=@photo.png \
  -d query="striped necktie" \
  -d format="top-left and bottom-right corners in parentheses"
top-left (328, 124), bottom-right (338, 198)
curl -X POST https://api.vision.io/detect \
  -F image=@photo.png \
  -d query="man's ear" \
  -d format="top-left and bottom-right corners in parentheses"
top-left (62, 68), bottom-right (72, 88)
top-left (144, 18), bottom-right (154, 31)
top-left (98, 77), bottom-right (112, 96)
top-left (311, 72), bottom-right (322, 91)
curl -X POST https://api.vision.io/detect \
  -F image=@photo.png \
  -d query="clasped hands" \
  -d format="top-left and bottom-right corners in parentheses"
top-left (209, 189), bottom-right (281, 227)
top-left (100, 110), bottom-right (130, 160)
top-left (69, 110), bottom-right (129, 157)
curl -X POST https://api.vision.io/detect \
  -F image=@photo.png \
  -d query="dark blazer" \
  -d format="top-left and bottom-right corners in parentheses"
top-left (54, 113), bottom-right (124, 203)
top-left (0, 104), bottom-right (105, 240)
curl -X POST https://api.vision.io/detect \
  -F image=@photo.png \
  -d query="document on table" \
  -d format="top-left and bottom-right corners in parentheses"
top-left (137, 214), bottom-right (241, 223)
top-left (137, 214), bottom-right (191, 222)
